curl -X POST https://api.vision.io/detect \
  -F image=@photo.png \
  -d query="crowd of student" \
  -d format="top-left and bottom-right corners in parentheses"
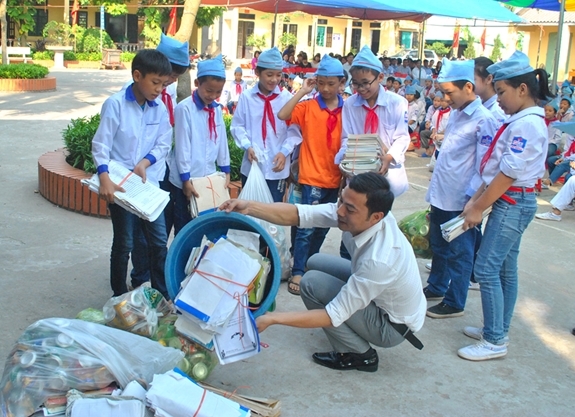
top-left (90, 32), bottom-right (575, 367)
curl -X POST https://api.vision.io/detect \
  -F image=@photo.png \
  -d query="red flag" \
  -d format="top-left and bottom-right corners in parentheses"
top-left (452, 25), bottom-right (460, 56)
top-left (167, 1), bottom-right (178, 36)
top-left (71, 0), bottom-right (80, 26)
top-left (480, 27), bottom-right (486, 51)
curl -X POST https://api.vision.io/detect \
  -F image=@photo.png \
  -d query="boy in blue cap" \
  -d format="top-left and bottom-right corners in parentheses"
top-left (277, 54), bottom-right (346, 295)
top-left (168, 55), bottom-right (230, 235)
top-left (423, 57), bottom-right (499, 319)
top-left (338, 45), bottom-right (411, 198)
top-left (92, 49), bottom-right (173, 298)
top-left (222, 66), bottom-right (248, 115)
top-left (459, 50), bottom-right (552, 360)
top-left (231, 47), bottom-right (294, 202)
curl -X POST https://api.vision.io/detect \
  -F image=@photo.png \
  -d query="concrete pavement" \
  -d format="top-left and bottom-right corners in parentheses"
top-left (1, 68), bottom-right (574, 416)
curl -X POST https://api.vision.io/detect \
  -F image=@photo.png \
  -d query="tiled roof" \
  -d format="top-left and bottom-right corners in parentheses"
top-left (518, 7), bottom-right (575, 24)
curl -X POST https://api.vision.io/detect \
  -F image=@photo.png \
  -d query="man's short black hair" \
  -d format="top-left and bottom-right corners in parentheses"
top-left (348, 172), bottom-right (394, 217)
top-left (170, 62), bottom-right (189, 76)
top-left (451, 79), bottom-right (475, 92)
top-left (387, 76), bottom-right (395, 82)
top-left (349, 65), bottom-right (380, 78)
top-left (132, 49), bottom-right (172, 77)
top-left (197, 75), bottom-right (226, 84)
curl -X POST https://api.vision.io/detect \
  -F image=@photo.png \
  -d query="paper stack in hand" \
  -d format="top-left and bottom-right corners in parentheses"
top-left (189, 172), bottom-right (231, 218)
top-left (339, 134), bottom-right (387, 176)
top-left (440, 207), bottom-right (492, 242)
top-left (174, 236), bottom-right (266, 365)
top-left (81, 160), bottom-right (170, 222)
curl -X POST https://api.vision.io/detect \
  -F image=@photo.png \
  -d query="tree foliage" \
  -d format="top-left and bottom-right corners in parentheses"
top-left (425, 41), bottom-right (450, 58)
top-left (246, 33), bottom-right (267, 50)
top-left (7, 0), bottom-right (45, 38)
top-left (462, 27), bottom-right (476, 59)
top-left (490, 34), bottom-right (504, 62)
top-left (278, 32), bottom-right (297, 51)
top-left (195, 6), bottom-right (224, 28)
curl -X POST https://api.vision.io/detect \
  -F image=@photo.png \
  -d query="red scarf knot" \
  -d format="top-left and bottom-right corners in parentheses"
top-left (257, 92), bottom-right (279, 147)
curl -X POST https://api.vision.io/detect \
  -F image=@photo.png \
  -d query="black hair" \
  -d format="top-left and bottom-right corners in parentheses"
top-left (397, 58), bottom-right (402, 65)
top-left (394, 78), bottom-right (402, 85)
top-left (348, 172), bottom-right (394, 217)
top-left (132, 49), bottom-right (172, 77)
top-left (255, 66), bottom-right (282, 74)
top-left (170, 62), bottom-right (189, 76)
top-left (197, 75), bottom-right (226, 84)
top-left (347, 52), bottom-right (355, 58)
top-left (414, 90), bottom-right (421, 100)
top-left (451, 79), bottom-right (475, 92)
top-left (342, 69), bottom-right (349, 81)
top-left (474, 56), bottom-right (494, 80)
top-left (383, 57), bottom-right (390, 62)
top-left (387, 76), bottom-right (395, 82)
top-left (503, 69), bottom-right (554, 101)
top-left (349, 65), bottom-right (380, 78)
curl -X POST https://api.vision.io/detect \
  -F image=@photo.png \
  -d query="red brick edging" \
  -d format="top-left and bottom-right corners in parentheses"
top-left (38, 148), bottom-right (243, 218)
top-left (38, 148), bottom-right (109, 218)
top-left (0, 77), bottom-right (56, 92)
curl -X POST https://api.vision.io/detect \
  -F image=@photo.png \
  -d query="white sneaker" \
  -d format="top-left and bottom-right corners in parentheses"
top-left (564, 204), bottom-right (575, 211)
top-left (468, 281), bottom-right (480, 291)
top-left (535, 211), bottom-right (561, 221)
top-left (541, 183), bottom-right (549, 189)
top-left (458, 339), bottom-right (508, 361)
top-left (425, 262), bottom-right (432, 271)
top-left (463, 326), bottom-right (509, 345)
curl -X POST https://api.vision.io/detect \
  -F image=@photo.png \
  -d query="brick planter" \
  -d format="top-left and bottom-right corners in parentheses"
top-left (0, 77), bottom-right (56, 92)
top-left (38, 149), bottom-right (109, 218)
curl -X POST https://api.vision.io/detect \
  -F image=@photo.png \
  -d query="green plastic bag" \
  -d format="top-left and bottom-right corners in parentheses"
top-left (398, 209), bottom-right (432, 259)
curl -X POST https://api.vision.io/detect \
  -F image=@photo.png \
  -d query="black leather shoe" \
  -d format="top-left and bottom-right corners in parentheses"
top-left (312, 348), bottom-right (378, 372)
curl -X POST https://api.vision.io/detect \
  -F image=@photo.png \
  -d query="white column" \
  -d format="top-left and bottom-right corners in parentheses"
top-left (557, 23), bottom-right (571, 81)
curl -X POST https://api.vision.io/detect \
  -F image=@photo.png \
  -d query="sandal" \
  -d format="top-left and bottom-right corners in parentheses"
top-left (287, 276), bottom-right (301, 296)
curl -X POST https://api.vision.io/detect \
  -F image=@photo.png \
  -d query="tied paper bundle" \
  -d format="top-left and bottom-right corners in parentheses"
top-left (174, 236), bottom-right (264, 365)
top-left (440, 207), bottom-right (492, 242)
top-left (81, 160), bottom-right (170, 222)
top-left (339, 134), bottom-right (387, 176)
top-left (189, 172), bottom-right (230, 218)
top-left (398, 209), bottom-right (432, 259)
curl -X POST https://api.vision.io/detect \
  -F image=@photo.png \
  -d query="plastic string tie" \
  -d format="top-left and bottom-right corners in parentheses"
top-left (192, 388), bottom-right (207, 417)
top-left (205, 176), bottom-right (220, 209)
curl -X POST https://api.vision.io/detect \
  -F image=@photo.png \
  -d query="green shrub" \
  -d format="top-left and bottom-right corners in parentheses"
top-left (121, 52), bottom-right (136, 62)
top-left (0, 64), bottom-right (49, 79)
top-left (62, 114), bottom-right (101, 174)
top-left (32, 51), bottom-right (54, 60)
top-left (224, 114), bottom-right (243, 181)
top-left (75, 52), bottom-right (102, 61)
top-left (63, 51), bottom-right (77, 61)
top-left (77, 28), bottom-right (114, 53)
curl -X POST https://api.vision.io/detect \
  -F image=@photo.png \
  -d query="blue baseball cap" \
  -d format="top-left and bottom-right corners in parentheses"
top-left (487, 50), bottom-right (533, 82)
top-left (317, 54), bottom-right (344, 77)
top-left (156, 33), bottom-right (190, 67)
top-left (351, 45), bottom-right (383, 73)
top-left (257, 47), bottom-right (283, 71)
top-left (197, 54), bottom-right (225, 79)
top-left (437, 57), bottom-right (475, 84)
top-left (405, 85), bottom-right (416, 95)
top-left (234, 66), bottom-right (242, 74)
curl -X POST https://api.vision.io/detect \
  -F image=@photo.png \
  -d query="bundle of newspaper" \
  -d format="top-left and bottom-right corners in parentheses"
top-left (440, 207), bottom-right (492, 242)
top-left (189, 172), bottom-right (231, 218)
top-left (174, 231), bottom-right (271, 365)
top-left (339, 134), bottom-right (387, 176)
top-left (81, 160), bottom-right (170, 222)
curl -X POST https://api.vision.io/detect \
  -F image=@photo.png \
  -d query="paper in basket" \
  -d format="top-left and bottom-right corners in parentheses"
top-left (189, 172), bottom-right (230, 217)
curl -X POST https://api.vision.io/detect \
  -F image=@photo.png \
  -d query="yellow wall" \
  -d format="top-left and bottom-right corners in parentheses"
top-left (523, 25), bottom-right (575, 80)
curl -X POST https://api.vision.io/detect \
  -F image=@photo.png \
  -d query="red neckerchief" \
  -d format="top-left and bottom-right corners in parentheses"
top-left (565, 140), bottom-right (575, 157)
top-left (316, 97), bottom-right (342, 149)
top-left (257, 92), bottom-right (279, 146)
top-left (544, 117), bottom-right (557, 127)
top-left (362, 104), bottom-right (379, 134)
top-left (479, 123), bottom-right (509, 174)
top-left (161, 88), bottom-right (174, 127)
top-left (235, 82), bottom-right (242, 96)
top-left (436, 107), bottom-right (451, 131)
top-left (203, 107), bottom-right (217, 141)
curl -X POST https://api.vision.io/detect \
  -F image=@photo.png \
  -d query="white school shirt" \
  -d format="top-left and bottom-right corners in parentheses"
top-left (482, 94), bottom-right (507, 125)
top-left (423, 85), bottom-right (435, 100)
top-left (430, 107), bottom-right (451, 134)
top-left (559, 109), bottom-right (574, 122)
top-left (122, 80), bottom-right (177, 111)
top-left (231, 85), bottom-right (294, 180)
top-left (547, 122), bottom-right (562, 146)
top-left (168, 92), bottom-right (230, 189)
top-left (222, 80), bottom-right (248, 106)
top-left (92, 86), bottom-right (172, 187)
top-left (480, 106), bottom-right (547, 188)
top-left (297, 203), bottom-right (427, 332)
top-left (411, 67), bottom-right (422, 82)
top-left (407, 101), bottom-right (420, 128)
top-left (425, 104), bottom-right (440, 123)
top-left (426, 98), bottom-right (499, 210)
top-left (341, 85), bottom-right (411, 197)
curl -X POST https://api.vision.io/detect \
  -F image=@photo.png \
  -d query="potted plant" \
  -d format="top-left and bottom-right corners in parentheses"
top-left (0, 63), bottom-right (56, 92)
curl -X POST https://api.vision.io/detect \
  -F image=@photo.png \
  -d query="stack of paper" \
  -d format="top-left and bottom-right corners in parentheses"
top-left (81, 160), bottom-right (170, 222)
top-left (440, 207), bottom-right (492, 242)
top-left (189, 173), bottom-right (231, 218)
top-left (198, 383), bottom-right (281, 417)
top-left (340, 134), bottom-right (387, 176)
top-left (174, 236), bottom-right (265, 365)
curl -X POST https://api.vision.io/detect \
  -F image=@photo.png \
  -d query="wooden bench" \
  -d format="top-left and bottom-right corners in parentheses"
top-left (6, 46), bottom-right (32, 64)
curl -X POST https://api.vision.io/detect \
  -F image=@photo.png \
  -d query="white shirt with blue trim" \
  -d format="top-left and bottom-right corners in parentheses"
top-left (92, 85), bottom-right (172, 187)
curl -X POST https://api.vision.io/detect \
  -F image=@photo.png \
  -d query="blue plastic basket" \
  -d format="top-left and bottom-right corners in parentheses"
top-left (165, 212), bottom-right (280, 318)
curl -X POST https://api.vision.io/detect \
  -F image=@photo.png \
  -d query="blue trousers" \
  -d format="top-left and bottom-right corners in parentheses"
top-left (426, 205), bottom-right (476, 310)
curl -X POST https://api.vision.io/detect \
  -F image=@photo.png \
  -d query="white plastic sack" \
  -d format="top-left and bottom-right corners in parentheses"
top-left (0, 318), bottom-right (184, 417)
top-left (239, 161), bottom-right (290, 279)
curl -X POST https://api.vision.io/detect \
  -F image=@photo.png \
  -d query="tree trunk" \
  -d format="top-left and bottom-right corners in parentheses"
top-left (1, 0), bottom-right (7, 65)
top-left (64, 0), bottom-right (69, 27)
top-left (174, 0), bottom-right (201, 102)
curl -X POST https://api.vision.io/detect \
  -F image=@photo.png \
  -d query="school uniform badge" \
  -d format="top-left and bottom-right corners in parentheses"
top-left (404, 111), bottom-right (408, 124)
top-left (510, 136), bottom-right (527, 153)
top-left (480, 135), bottom-right (493, 146)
